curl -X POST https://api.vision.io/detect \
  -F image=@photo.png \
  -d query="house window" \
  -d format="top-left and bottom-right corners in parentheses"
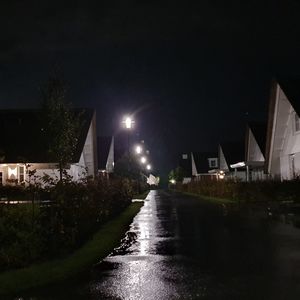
top-left (295, 113), bottom-right (300, 132)
top-left (182, 154), bottom-right (188, 159)
top-left (208, 158), bottom-right (218, 168)
top-left (19, 166), bottom-right (25, 183)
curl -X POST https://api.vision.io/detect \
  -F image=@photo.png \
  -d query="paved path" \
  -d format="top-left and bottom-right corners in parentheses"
top-left (23, 190), bottom-right (300, 299)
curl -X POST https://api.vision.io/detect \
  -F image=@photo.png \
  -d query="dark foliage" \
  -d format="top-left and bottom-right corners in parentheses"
top-left (177, 179), bottom-right (300, 203)
top-left (0, 178), bottom-right (133, 271)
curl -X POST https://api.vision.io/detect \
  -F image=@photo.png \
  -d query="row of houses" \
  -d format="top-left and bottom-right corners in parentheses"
top-left (180, 79), bottom-right (300, 182)
top-left (0, 109), bottom-right (115, 185)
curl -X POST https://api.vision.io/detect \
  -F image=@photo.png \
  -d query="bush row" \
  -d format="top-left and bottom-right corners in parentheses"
top-left (176, 179), bottom-right (300, 203)
top-left (0, 177), bottom-right (135, 271)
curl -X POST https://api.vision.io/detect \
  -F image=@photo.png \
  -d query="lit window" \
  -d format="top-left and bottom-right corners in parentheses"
top-left (182, 154), bottom-right (188, 159)
top-left (19, 166), bottom-right (25, 182)
top-left (295, 113), bottom-right (300, 132)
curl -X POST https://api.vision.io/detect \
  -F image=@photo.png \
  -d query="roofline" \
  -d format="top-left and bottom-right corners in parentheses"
top-left (265, 80), bottom-right (279, 174)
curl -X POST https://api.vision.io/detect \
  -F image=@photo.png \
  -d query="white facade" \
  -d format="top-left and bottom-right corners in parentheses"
top-left (0, 112), bottom-right (97, 186)
top-left (106, 137), bottom-right (115, 173)
top-left (246, 127), bottom-right (265, 181)
top-left (268, 83), bottom-right (300, 180)
top-left (219, 145), bottom-right (246, 181)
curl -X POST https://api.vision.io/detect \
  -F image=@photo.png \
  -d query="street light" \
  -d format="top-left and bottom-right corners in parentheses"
top-left (135, 145), bottom-right (143, 154)
top-left (122, 116), bottom-right (134, 129)
top-left (146, 164), bottom-right (151, 170)
top-left (122, 115), bottom-right (135, 172)
top-left (141, 156), bottom-right (147, 164)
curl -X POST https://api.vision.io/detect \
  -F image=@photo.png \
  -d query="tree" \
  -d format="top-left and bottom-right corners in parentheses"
top-left (41, 72), bottom-right (82, 182)
top-left (168, 166), bottom-right (186, 182)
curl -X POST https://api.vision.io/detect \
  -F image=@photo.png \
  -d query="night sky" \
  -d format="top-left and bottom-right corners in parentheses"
top-left (1, 0), bottom-right (300, 176)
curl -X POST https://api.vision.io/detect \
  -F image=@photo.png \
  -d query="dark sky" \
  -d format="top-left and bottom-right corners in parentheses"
top-left (1, 0), bottom-right (300, 175)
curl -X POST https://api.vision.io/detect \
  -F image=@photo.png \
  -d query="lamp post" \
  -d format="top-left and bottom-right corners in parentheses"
top-left (122, 116), bottom-right (135, 172)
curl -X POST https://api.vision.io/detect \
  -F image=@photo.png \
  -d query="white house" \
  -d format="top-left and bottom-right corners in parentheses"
top-left (97, 136), bottom-right (114, 176)
top-left (191, 152), bottom-right (218, 180)
top-left (0, 109), bottom-right (97, 185)
top-left (266, 79), bottom-right (300, 180)
top-left (245, 122), bottom-right (267, 181)
top-left (218, 141), bottom-right (246, 181)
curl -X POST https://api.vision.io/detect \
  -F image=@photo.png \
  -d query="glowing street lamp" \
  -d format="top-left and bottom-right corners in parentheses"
top-left (122, 116), bottom-right (134, 129)
top-left (146, 164), bottom-right (151, 170)
top-left (135, 145), bottom-right (143, 154)
top-left (141, 156), bottom-right (147, 164)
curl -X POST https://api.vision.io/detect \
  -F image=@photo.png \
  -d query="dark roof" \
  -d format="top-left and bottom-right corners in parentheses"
top-left (220, 141), bottom-right (244, 168)
top-left (97, 136), bottom-right (112, 169)
top-left (0, 108), bottom-right (94, 163)
top-left (277, 79), bottom-right (300, 115)
top-left (192, 152), bottom-right (217, 173)
top-left (248, 122), bottom-right (267, 155)
top-left (178, 152), bottom-right (192, 176)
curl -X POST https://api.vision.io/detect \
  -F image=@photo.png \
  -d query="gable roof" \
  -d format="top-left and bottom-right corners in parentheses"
top-left (192, 152), bottom-right (217, 173)
top-left (220, 141), bottom-right (245, 168)
top-left (277, 79), bottom-right (300, 116)
top-left (265, 79), bottom-right (300, 173)
top-left (178, 152), bottom-right (192, 177)
top-left (97, 136), bottom-right (113, 170)
top-left (0, 108), bottom-right (94, 164)
top-left (247, 122), bottom-right (267, 156)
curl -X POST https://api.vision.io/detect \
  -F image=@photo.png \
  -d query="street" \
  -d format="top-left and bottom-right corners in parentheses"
top-left (24, 190), bottom-right (300, 299)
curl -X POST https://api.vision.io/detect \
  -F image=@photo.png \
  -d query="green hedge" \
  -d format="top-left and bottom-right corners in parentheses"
top-left (0, 177), bottom-right (134, 271)
top-left (0, 202), bottom-right (143, 296)
top-left (176, 180), bottom-right (300, 203)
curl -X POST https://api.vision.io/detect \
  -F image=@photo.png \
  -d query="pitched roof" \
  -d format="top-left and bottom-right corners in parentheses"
top-left (97, 136), bottom-right (113, 170)
top-left (0, 108), bottom-right (94, 163)
top-left (192, 152), bottom-right (217, 173)
top-left (178, 152), bottom-right (192, 176)
top-left (220, 141), bottom-right (245, 168)
top-left (277, 78), bottom-right (300, 115)
top-left (248, 122), bottom-right (267, 155)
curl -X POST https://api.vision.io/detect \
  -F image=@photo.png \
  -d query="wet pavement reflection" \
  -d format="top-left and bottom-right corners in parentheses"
top-left (19, 190), bottom-right (300, 299)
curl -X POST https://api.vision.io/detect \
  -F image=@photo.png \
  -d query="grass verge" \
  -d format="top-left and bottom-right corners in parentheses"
top-left (133, 190), bottom-right (150, 199)
top-left (0, 202), bottom-right (143, 296)
top-left (177, 191), bottom-right (237, 205)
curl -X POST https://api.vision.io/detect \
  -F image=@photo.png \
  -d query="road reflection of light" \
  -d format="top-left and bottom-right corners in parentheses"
top-left (90, 190), bottom-right (181, 299)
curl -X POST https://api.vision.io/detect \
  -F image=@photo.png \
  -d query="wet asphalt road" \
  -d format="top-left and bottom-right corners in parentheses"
top-left (21, 190), bottom-right (300, 299)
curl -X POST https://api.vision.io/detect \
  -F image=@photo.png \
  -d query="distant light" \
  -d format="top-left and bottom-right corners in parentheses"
top-left (122, 116), bottom-right (134, 129)
top-left (146, 164), bottom-right (151, 170)
top-left (141, 156), bottom-right (147, 164)
top-left (170, 179), bottom-right (176, 184)
top-left (135, 145), bottom-right (142, 154)
top-left (218, 171), bottom-right (225, 179)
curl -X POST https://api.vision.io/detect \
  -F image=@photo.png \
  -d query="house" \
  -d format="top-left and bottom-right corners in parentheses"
top-left (265, 79), bottom-right (300, 180)
top-left (218, 141), bottom-right (246, 181)
top-left (245, 122), bottom-right (267, 181)
top-left (191, 152), bottom-right (218, 180)
top-left (0, 109), bottom-right (97, 185)
top-left (178, 152), bottom-right (192, 183)
top-left (97, 136), bottom-right (114, 176)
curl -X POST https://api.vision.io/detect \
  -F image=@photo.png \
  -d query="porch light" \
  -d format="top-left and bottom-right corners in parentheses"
top-left (218, 170), bottom-right (225, 180)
